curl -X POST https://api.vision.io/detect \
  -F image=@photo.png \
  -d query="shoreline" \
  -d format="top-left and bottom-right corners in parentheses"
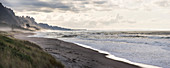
top-left (15, 32), bottom-right (142, 68)
top-left (31, 31), bottom-right (161, 68)
top-left (71, 42), bottom-right (161, 68)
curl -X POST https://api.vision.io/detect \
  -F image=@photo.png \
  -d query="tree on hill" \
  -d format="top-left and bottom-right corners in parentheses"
top-left (26, 24), bottom-right (30, 28)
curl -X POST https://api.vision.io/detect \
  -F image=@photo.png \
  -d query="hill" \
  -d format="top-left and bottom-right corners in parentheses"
top-left (0, 2), bottom-right (72, 31)
top-left (0, 31), bottom-right (64, 68)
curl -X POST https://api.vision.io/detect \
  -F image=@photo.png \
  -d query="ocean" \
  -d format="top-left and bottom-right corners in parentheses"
top-left (30, 30), bottom-right (170, 68)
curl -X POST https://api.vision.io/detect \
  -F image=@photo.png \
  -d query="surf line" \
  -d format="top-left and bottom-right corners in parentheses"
top-left (73, 42), bottom-right (161, 68)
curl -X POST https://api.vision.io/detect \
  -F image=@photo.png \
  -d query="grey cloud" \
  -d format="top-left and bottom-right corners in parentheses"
top-left (31, 9), bottom-right (53, 13)
top-left (15, 7), bottom-right (53, 13)
top-left (1, 0), bottom-right (114, 13)
top-left (0, 0), bottom-right (12, 6)
top-left (1, 0), bottom-right (74, 12)
top-left (81, 1), bottom-right (89, 4)
top-left (93, 1), bottom-right (107, 4)
top-left (21, 1), bottom-right (71, 9)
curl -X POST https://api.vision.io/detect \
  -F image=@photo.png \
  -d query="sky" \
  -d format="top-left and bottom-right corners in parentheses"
top-left (1, 0), bottom-right (170, 30)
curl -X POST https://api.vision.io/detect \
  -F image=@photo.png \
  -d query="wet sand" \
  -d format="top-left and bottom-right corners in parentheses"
top-left (14, 33), bottom-right (141, 68)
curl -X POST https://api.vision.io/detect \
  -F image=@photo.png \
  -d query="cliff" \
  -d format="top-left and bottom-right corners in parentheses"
top-left (0, 2), bottom-right (72, 31)
top-left (0, 3), bottom-right (20, 26)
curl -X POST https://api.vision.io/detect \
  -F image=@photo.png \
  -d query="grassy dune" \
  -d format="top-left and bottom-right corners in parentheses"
top-left (0, 32), bottom-right (64, 68)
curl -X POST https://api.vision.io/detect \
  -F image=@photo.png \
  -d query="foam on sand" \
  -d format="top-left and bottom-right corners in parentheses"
top-left (74, 43), bottom-right (161, 68)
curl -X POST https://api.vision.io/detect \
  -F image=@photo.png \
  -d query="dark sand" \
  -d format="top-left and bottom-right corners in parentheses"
top-left (14, 33), bottom-right (141, 68)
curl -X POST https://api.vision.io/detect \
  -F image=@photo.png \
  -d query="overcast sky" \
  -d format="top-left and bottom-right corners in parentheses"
top-left (1, 0), bottom-right (170, 30)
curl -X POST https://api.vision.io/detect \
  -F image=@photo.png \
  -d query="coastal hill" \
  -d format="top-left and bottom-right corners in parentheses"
top-left (0, 2), bottom-right (72, 31)
top-left (0, 3), bottom-right (20, 26)
top-left (38, 23), bottom-right (72, 31)
top-left (0, 31), bottom-right (64, 68)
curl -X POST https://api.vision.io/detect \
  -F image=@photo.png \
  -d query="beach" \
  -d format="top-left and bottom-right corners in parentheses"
top-left (14, 32), bottom-right (141, 68)
top-left (1, 1), bottom-right (170, 68)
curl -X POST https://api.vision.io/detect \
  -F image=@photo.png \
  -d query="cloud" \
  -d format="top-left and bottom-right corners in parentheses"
top-left (26, 8), bottom-right (53, 13)
top-left (2, 0), bottom-right (170, 13)
top-left (23, 1), bottom-right (71, 10)
top-left (154, 0), bottom-right (170, 7)
top-left (93, 1), bottom-right (107, 4)
top-left (42, 13), bottom-right (137, 29)
top-left (0, 0), bottom-right (74, 12)
top-left (0, 0), bottom-right (116, 12)
top-left (1, 0), bottom-right (170, 30)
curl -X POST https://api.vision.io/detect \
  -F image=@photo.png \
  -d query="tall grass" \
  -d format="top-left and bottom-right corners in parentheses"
top-left (0, 33), bottom-right (64, 68)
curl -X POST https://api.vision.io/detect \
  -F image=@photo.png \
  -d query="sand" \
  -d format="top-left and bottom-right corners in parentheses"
top-left (14, 33), bottom-right (141, 68)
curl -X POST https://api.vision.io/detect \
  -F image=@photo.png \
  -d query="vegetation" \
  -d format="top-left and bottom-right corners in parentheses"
top-left (0, 32), bottom-right (64, 68)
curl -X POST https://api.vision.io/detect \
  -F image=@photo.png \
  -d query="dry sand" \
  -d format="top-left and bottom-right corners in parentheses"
top-left (14, 33), bottom-right (141, 68)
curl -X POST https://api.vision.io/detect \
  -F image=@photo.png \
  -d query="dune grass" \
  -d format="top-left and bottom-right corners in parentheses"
top-left (0, 32), bottom-right (64, 68)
